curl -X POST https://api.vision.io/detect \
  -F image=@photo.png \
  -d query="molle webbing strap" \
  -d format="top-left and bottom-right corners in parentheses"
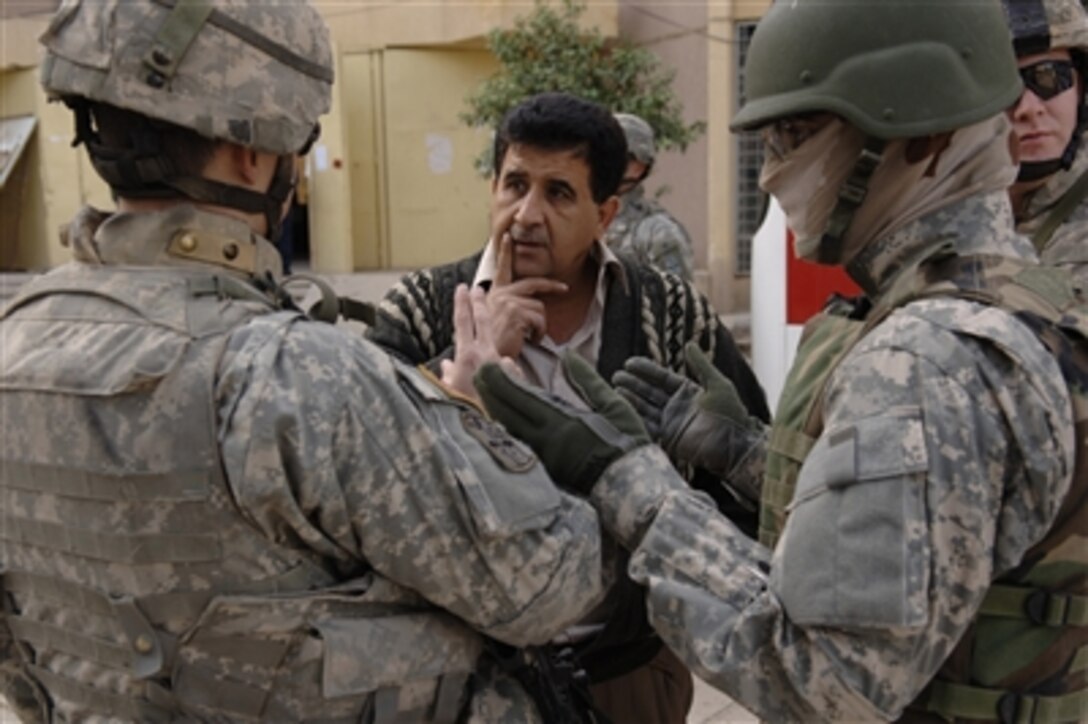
top-left (918, 679), bottom-right (1088, 724)
top-left (3, 571), bottom-right (211, 626)
top-left (0, 515), bottom-right (220, 564)
top-left (1032, 166), bottom-right (1088, 251)
top-left (0, 461), bottom-right (208, 501)
top-left (28, 665), bottom-right (173, 722)
top-left (143, 0), bottom-right (214, 84)
top-left (149, 0), bottom-right (333, 83)
top-left (2, 565), bottom-right (328, 628)
top-left (981, 584), bottom-right (1088, 627)
top-left (282, 272), bottom-right (378, 326)
top-left (819, 136), bottom-right (886, 264)
top-left (6, 617), bottom-right (135, 672)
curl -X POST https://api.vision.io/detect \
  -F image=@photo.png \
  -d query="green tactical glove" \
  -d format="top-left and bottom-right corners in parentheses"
top-left (474, 352), bottom-right (650, 496)
top-left (612, 342), bottom-right (766, 507)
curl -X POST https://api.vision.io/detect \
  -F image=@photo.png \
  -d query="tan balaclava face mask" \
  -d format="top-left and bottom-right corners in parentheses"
top-left (759, 114), bottom-right (1017, 266)
top-left (758, 117), bottom-right (867, 262)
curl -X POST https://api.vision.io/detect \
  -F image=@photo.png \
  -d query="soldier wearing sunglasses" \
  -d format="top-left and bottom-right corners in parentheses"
top-left (1004, 0), bottom-right (1088, 286)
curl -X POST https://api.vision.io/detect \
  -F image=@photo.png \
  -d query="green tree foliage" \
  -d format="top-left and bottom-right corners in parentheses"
top-left (461, 0), bottom-right (705, 174)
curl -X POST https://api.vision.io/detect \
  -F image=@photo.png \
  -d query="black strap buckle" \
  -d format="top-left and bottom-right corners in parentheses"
top-left (1024, 589), bottom-right (1068, 627)
top-left (998, 691), bottom-right (1038, 724)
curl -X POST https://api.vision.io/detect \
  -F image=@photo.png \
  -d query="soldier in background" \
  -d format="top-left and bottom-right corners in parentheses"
top-left (467, 0), bottom-right (1088, 721)
top-left (1004, 0), bottom-right (1088, 287)
top-left (0, 1), bottom-right (608, 721)
top-left (603, 113), bottom-right (695, 280)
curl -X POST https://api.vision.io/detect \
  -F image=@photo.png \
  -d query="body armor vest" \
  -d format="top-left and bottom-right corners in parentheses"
top-left (759, 298), bottom-right (869, 549)
top-left (759, 252), bottom-right (1088, 723)
top-left (0, 264), bottom-right (481, 722)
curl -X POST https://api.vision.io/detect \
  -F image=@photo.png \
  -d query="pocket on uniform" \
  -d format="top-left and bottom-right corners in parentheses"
top-left (392, 364), bottom-right (561, 539)
top-left (1, 319), bottom-right (188, 396)
top-left (772, 408), bottom-right (931, 629)
top-left (445, 406), bottom-right (562, 539)
top-left (317, 613), bottom-right (481, 699)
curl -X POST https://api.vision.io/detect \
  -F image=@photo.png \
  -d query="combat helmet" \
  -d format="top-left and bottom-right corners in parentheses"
top-left (1002, 0), bottom-right (1088, 180)
top-left (39, 0), bottom-right (334, 239)
top-left (614, 113), bottom-right (656, 168)
top-left (731, 0), bottom-right (1022, 263)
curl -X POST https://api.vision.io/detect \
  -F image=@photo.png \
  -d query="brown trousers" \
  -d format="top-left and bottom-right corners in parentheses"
top-left (588, 646), bottom-right (694, 724)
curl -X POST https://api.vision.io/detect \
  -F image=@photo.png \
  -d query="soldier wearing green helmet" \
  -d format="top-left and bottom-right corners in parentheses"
top-left (1004, 0), bottom-right (1088, 287)
top-left (0, 1), bottom-right (612, 722)
top-left (461, 0), bottom-right (1088, 721)
top-left (604, 113), bottom-right (695, 279)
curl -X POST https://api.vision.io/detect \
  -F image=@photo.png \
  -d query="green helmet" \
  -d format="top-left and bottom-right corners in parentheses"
top-left (731, 0), bottom-right (1023, 139)
top-left (40, 0), bottom-right (333, 156)
top-left (614, 113), bottom-right (656, 166)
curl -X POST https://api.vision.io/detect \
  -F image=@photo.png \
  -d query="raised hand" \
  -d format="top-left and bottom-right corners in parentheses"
top-left (441, 283), bottom-right (520, 402)
top-left (475, 352), bottom-right (649, 496)
top-left (613, 343), bottom-right (767, 506)
top-left (486, 233), bottom-right (567, 358)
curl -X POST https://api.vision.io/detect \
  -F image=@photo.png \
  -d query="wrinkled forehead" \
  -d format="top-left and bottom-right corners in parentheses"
top-left (496, 143), bottom-right (593, 183)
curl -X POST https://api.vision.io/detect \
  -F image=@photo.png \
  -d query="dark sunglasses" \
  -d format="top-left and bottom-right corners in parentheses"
top-left (1019, 59), bottom-right (1077, 101)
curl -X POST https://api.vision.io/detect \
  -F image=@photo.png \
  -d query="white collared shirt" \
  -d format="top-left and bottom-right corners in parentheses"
top-left (473, 238), bottom-right (628, 409)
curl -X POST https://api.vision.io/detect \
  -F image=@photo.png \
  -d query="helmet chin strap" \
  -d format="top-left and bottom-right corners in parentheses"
top-left (73, 101), bottom-right (296, 243)
top-left (165, 159), bottom-right (295, 242)
top-left (812, 137), bottom-right (887, 265)
top-left (1017, 53), bottom-right (1088, 183)
top-left (1017, 158), bottom-right (1066, 182)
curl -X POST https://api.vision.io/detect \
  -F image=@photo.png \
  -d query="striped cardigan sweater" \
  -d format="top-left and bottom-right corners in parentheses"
top-left (366, 251), bottom-right (770, 423)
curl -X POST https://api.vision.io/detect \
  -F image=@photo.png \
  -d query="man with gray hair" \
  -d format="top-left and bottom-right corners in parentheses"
top-left (604, 113), bottom-right (695, 280)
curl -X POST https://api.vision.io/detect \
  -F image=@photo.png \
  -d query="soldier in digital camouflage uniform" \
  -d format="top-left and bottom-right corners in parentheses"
top-left (0, 2), bottom-right (609, 722)
top-left (466, 0), bottom-right (1088, 721)
top-left (1005, 0), bottom-right (1088, 288)
top-left (602, 113), bottom-right (695, 280)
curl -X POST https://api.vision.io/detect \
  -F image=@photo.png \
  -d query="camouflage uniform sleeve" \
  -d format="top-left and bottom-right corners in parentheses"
top-left (592, 299), bottom-right (1075, 721)
top-left (630, 212), bottom-right (695, 281)
top-left (216, 314), bottom-right (606, 647)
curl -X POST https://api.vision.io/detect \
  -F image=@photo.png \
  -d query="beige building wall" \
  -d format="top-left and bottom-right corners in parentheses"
top-left (620, 0), bottom-right (771, 315)
top-left (618, 3), bottom-right (711, 293)
top-left (1, 0), bottom-right (781, 318)
top-left (309, 0), bottom-right (619, 274)
top-left (1, 12), bottom-right (110, 272)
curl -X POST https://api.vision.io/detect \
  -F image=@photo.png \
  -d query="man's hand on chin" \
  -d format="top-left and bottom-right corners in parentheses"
top-left (440, 283), bottom-right (522, 404)
top-left (486, 232), bottom-right (567, 357)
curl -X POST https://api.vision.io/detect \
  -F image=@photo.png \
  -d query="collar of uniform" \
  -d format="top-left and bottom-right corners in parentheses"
top-left (1020, 138), bottom-right (1088, 226)
top-left (847, 190), bottom-right (1038, 298)
top-left (471, 237), bottom-right (630, 296)
top-left (76, 204), bottom-right (284, 283)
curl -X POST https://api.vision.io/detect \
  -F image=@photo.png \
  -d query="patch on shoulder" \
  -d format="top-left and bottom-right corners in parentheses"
top-left (460, 410), bottom-right (538, 473)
